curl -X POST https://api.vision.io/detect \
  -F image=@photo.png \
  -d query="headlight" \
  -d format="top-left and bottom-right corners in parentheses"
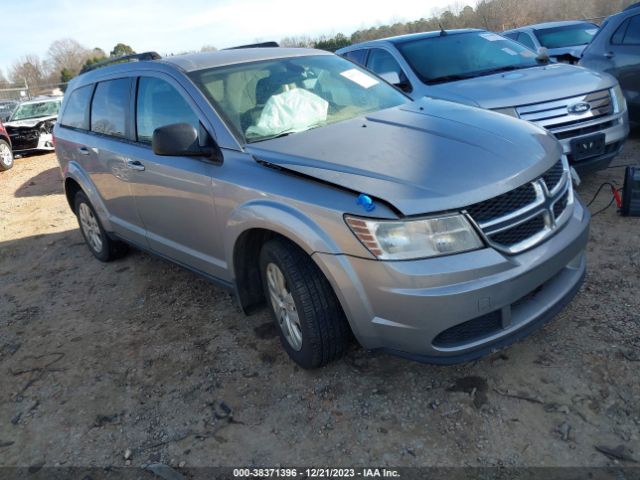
top-left (345, 214), bottom-right (484, 260)
top-left (611, 84), bottom-right (626, 114)
top-left (493, 107), bottom-right (519, 118)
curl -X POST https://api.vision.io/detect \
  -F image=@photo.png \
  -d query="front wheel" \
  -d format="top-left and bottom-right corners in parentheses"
top-left (0, 140), bottom-right (14, 171)
top-left (259, 238), bottom-right (352, 369)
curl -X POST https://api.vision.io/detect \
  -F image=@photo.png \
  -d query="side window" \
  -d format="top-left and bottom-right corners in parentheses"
top-left (612, 19), bottom-right (630, 45)
top-left (503, 33), bottom-right (518, 41)
top-left (366, 49), bottom-right (403, 77)
top-left (91, 79), bottom-right (130, 138)
top-left (518, 33), bottom-right (537, 50)
top-left (60, 85), bottom-right (93, 129)
top-left (343, 49), bottom-right (368, 66)
top-left (136, 77), bottom-right (199, 143)
top-left (622, 15), bottom-right (640, 44)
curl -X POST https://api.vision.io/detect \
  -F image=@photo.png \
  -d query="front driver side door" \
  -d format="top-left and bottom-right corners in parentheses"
top-left (125, 74), bottom-right (226, 280)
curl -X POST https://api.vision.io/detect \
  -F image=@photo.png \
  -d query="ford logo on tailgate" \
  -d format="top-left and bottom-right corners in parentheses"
top-left (568, 102), bottom-right (591, 114)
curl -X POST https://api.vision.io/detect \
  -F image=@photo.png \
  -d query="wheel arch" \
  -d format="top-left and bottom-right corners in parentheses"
top-left (63, 162), bottom-right (113, 231)
top-left (225, 200), bottom-right (344, 315)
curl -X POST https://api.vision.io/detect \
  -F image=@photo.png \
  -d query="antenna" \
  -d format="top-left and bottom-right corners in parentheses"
top-left (439, 23), bottom-right (448, 36)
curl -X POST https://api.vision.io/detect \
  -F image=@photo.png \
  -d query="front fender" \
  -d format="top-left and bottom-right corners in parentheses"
top-left (64, 161), bottom-right (113, 232)
top-left (224, 198), bottom-right (345, 275)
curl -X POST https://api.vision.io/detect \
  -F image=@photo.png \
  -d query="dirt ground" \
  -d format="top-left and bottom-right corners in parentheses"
top-left (0, 134), bottom-right (639, 471)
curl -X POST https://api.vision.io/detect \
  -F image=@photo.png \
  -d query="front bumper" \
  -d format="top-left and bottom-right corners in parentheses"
top-left (554, 113), bottom-right (629, 174)
top-left (315, 199), bottom-right (590, 364)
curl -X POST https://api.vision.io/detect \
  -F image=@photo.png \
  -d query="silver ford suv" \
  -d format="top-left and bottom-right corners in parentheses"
top-left (337, 29), bottom-right (630, 174)
top-left (54, 48), bottom-right (590, 369)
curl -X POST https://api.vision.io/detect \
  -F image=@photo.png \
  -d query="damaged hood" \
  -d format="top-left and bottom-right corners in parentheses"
top-left (426, 63), bottom-right (615, 110)
top-left (246, 98), bottom-right (562, 216)
top-left (4, 116), bottom-right (57, 129)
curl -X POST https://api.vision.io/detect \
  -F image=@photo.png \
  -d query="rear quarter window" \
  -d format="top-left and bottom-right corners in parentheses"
top-left (91, 79), bottom-right (131, 138)
top-left (60, 85), bottom-right (94, 130)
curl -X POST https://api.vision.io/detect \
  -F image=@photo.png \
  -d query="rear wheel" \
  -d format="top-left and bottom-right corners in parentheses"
top-left (0, 140), bottom-right (13, 171)
top-left (74, 191), bottom-right (127, 262)
top-left (259, 238), bottom-right (352, 369)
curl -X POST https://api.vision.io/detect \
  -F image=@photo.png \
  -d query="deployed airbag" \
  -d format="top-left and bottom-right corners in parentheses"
top-left (246, 89), bottom-right (328, 138)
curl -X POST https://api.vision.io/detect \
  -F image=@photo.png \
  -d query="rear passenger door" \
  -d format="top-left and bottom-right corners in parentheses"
top-left (125, 73), bottom-right (225, 279)
top-left (88, 77), bottom-right (148, 246)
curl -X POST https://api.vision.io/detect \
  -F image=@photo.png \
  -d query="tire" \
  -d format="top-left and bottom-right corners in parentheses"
top-left (0, 139), bottom-right (14, 171)
top-left (74, 191), bottom-right (127, 262)
top-left (259, 238), bottom-right (352, 369)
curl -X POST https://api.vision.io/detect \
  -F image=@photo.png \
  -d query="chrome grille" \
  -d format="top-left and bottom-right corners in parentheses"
top-left (465, 159), bottom-right (573, 254)
top-left (516, 89), bottom-right (618, 144)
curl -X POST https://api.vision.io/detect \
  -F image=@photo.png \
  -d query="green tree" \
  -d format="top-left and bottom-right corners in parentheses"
top-left (314, 33), bottom-right (351, 52)
top-left (110, 43), bottom-right (135, 58)
top-left (60, 67), bottom-right (74, 83)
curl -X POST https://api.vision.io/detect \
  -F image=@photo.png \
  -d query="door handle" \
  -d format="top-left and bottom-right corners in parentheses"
top-left (126, 160), bottom-right (145, 171)
top-left (78, 146), bottom-right (90, 155)
top-left (604, 51), bottom-right (615, 59)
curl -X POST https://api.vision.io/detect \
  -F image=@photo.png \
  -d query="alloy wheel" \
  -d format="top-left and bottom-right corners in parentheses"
top-left (266, 262), bottom-right (303, 351)
top-left (79, 203), bottom-right (103, 253)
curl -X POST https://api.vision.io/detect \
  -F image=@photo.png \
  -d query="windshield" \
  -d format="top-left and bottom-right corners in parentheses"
top-left (534, 24), bottom-right (598, 48)
top-left (189, 54), bottom-right (408, 143)
top-left (10, 100), bottom-right (61, 121)
top-left (396, 31), bottom-right (540, 85)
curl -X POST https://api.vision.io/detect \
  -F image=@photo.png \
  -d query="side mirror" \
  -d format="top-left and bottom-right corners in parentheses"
top-left (152, 123), bottom-right (217, 159)
top-left (536, 47), bottom-right (551, 63)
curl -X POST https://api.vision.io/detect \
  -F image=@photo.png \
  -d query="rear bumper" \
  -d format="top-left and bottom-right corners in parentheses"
top-left (315, 199), bottom-right (590, 363)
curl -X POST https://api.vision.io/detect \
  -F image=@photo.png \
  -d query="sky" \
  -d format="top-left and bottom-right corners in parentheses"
top-left (0, 0), bottom-right (473, 79)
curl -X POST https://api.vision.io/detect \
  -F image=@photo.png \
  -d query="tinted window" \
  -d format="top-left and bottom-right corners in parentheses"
top-left (343, 49), bottom-right (368, 66)
top-left (623, 15), bottom-right (640, 44)
top-left (60, 85), bottom-right (93, 129)
top-left (503, 33), bottom-right (518, 41)
top-left (136, 77), bottom-right (199, 143)
top-left (611, 19), bottom-right (629, 44)
top-left (518, 33), bottom-right (537, 50)
top-left (534, 23), bottom-right (598, 48)
top-left (91, 79), bottom-right (130, 137)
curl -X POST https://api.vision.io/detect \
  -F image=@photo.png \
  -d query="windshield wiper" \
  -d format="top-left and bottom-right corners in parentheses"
top-left (427, 74), bottom-right (475, 85)
top-left (247, 123), bottom-right (326, 143)
top-left (248, 131), bottom-right (294, 143)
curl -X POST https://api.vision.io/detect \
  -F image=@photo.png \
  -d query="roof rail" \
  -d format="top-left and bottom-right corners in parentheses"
top-left (624, 1), bottom-right (640, 10)
top-left (80, 52), bottom-right (162, 74)
top-left (224, 41), bottom-right (279, 50)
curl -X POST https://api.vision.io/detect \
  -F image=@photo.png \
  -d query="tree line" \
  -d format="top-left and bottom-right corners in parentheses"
top-left (1, 0), bottom-right (637, 87)
top-left (282, 0), bottom-right (637, 50)
top-left (0, 41), bottom-right (137, 88)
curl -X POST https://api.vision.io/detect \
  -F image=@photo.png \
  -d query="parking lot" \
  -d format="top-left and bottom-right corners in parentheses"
top-left (0, 135), bottom-right (639, 468)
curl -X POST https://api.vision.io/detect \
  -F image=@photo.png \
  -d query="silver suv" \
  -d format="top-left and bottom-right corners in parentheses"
top-left (337, 29), bottom-right (629, 174)
top-left (54, 48), bottom-right (590, 368)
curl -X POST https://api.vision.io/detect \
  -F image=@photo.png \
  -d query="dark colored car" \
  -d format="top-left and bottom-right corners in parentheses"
top-left (580, 3), bottom-right (640, 125)
top-left (0, 121), bottom-right (14, 171)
